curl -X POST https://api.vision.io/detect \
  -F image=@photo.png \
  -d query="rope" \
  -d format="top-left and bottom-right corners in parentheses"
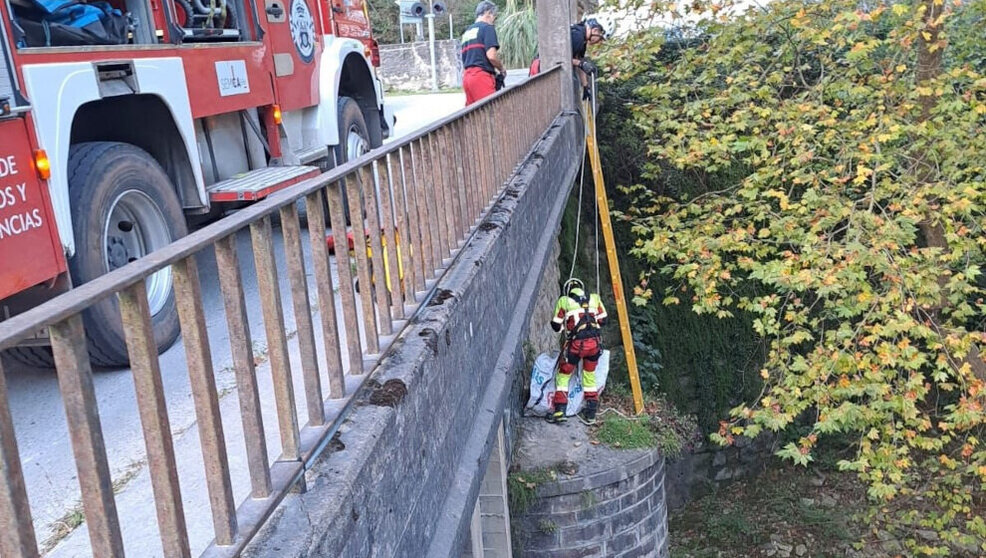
top-left (568, 135), bottom-right (587, 281)
top-left (567, 79), bottom-right (592, 283)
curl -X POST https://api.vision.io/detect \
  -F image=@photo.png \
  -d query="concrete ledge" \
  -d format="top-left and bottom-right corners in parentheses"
top-left (243, 112), bottom-right (582, 557)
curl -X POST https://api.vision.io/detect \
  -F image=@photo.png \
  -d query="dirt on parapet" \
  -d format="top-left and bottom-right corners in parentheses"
top-left (367, 379), bottom-right (408, 408)
top-left (427, 288), bottom-right (455, 307)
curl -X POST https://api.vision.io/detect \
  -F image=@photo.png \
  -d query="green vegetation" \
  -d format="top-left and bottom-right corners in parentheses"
top-left (537, 519), bottom-right (559, 534)
top-left (495, 1), bottom-right (537, 68)
top-left (507, 467), bottom-right (557, 513)
top-left (596, 0), bottom-right (986, 551)
top-left (670, 452), bottom-right (889, 558)
top-left (596, 415), bottom-right (657, 449)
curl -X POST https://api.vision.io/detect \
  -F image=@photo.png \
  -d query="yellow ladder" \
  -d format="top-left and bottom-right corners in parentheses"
top-left (584, 99), bottom-right (645, 415)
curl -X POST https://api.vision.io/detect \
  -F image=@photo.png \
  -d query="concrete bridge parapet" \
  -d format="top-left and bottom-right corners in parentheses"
top-left (244, 110), bottom-right (583, 557)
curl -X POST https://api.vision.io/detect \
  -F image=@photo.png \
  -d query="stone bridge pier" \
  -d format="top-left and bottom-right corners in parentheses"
top-left (243, 109), bottom-right (584, 556)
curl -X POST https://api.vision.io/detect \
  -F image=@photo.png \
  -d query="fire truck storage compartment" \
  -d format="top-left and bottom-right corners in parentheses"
top-left (8, 0), bottom-right (154, 47)
top-left (195, 109), bottom-right (267, 185)
top-left (173, 0), bottom-right (244, 41)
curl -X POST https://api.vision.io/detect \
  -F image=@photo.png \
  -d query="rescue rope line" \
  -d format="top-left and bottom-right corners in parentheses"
top-left (567, 94), bottom-right (591, 283)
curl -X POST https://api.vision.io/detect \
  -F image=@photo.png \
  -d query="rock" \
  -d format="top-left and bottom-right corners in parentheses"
top-left (808, 474), bottom-right (825, 487)
top-left (774, 541), bottom-right (793, 558)
top-left (712, 451), bottom-right (727, 467)
top-left (573, 442), bottom-right (582, 448)
top-left (714, 467), bottom-right (733, 481)
top-left (916, 529), bottom-right (938, 541)
top-left (819, 495), bottom-right (837, 508)
top-left (799, 497), bottom-right (814, 507)
top-left (795, 544), bottom-right (807, 556)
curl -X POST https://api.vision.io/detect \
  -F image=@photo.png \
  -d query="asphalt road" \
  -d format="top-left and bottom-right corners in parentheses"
top-left (2, 77), bottom-right (530, 555)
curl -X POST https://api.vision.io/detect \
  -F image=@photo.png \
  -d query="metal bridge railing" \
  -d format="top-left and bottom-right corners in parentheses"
top-left (0, 67), bottom-right (562, 558)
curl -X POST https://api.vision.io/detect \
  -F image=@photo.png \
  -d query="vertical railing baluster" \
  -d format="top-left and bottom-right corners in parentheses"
top-left (0, 359), bottom-right (39, 558)
top-left (413, 138), bottom-right (439, 279)
top-left (482, 105), bottom-right (496, 205)
top-left (467, 114), bottom-right (483, 221)
top-left (173, 256), bottom-right (239, 544)
top-left (345, 171), bottom-right (382, 354)
top-left (404, 144), bottom-right (430, 292)
top-left (389, 152), bottom-right (417, 307)
top-left (305, 189), bottom-right (346, 398)
top-left (119, 283), bottom-right (191, 557)
top-left (279, 204), bottom-right (324, 426)
top-left (427, 133), bottom-right (451, 262)
top-left (215, 234), bottom-right (272, 498)
top-left (454, 117), bottom-right (474, 230)
top-left (378, 155), bottom-right (405, 319)
top-left (440, 126), bottom-right (463, 243)
top-left (327, 177), bottom-right (365, 374)
top-left (360, 163), bottom-right (394, 336)
top-left (466, 112), bottom-right (482, 218)
top-left (49, 315), bottom-right (124, 557)
top-left (469, 109), bottom-right (489, 219)
top-left (249, 217), bottom-right (302, 463)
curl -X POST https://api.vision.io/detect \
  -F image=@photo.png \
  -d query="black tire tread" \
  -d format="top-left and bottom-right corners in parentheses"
top-left (2, 346), bottom-right (56, 368)
top-left (68, 142), bottom-right (185, 368)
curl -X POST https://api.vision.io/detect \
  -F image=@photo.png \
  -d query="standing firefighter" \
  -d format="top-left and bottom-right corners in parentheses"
top-left (461, 0), bottom-right (507, 105)
top-left (549, 279), bottom-right (608, 424)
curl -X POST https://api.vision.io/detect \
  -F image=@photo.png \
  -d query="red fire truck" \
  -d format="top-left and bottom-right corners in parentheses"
top-left (0, 0), bottom-right (393, 367)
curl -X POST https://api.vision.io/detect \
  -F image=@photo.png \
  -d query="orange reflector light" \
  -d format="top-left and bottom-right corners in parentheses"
top-left (272, 104), bottom-right (283, 125)
top-left (34, 150), bottom-right (50, 180)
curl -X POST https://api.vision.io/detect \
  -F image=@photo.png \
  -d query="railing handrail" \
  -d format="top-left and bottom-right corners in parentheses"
top-left (0, 66), bottom-right (561, 352)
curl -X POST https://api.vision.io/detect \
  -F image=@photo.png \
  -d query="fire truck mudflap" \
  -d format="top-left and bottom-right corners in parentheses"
top-left (0, 117), bottom-right (64, 304)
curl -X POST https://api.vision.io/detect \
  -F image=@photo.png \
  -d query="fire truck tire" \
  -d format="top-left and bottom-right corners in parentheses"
top-left (2, 346), bottom-right (57, 369)
top-left (335, 96), bottom-right (371, 224)
top-left (68, 142), bottom-right (187, 368)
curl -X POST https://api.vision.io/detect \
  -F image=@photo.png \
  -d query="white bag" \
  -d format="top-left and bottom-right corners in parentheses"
top-left (524, 351), bottom-right (559, 417)
top-left (565, 349), bottom-right (610, 416)
top-left (524, 349), bottom-right (610, 417)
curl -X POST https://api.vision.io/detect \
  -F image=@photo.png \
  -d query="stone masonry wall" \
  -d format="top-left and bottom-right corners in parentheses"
top-left (512, 442), bottom-right (670, 558)
top-left (243, 113), bottom-right (582, 557)
top-left (664, 433), bottom-right (777, 511)
top-left (378, 40), bottom-right (463, 91)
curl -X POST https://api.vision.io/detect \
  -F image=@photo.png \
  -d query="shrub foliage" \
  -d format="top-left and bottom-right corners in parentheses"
top-left (604, 0), bottom-right (986, 551)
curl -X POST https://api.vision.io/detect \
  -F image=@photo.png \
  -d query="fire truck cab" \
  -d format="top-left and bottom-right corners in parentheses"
top-left (0, 0), bottom-right (392, 366)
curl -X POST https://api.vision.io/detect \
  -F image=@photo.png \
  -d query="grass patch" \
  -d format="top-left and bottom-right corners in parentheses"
top-left (507, 467), bottom-right (557, 514)
top-left (596, 415), bottom-right (656, 449)
top-left (41, 505), bottom-right (86, 553)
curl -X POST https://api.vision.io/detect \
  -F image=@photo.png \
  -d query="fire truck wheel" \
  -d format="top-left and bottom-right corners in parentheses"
top-left (337, 96), bottom-right (372, 220)
top-left (68, 142), bottom-right (187, 368)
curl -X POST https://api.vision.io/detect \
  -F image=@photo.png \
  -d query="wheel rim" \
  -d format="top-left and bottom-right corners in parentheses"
top-left (347, 125), bottom-right (368, 162)
top-left (103, 189), bottom-right (174, 316)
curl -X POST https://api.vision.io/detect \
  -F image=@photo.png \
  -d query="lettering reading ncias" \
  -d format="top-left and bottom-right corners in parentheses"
top-left (0, 208), bottom-right (43, 239)
top-left (0, 153), bottom-right (45, 240)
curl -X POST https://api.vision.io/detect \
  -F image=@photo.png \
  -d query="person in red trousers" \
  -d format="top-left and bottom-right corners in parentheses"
top-left (548, 279), bottom-right (608, 425)
top-left (461, 1), bottom-right (506, 105)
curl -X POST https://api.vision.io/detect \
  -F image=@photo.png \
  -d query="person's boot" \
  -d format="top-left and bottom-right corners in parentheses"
top-left (579, 399), bottom-right (598, 425)
top-left (547, 403), bottom-right (567, 424)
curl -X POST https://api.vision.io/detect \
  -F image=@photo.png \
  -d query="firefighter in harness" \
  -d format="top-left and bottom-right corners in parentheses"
top-left (549, 278), bottom-right (608, 425)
